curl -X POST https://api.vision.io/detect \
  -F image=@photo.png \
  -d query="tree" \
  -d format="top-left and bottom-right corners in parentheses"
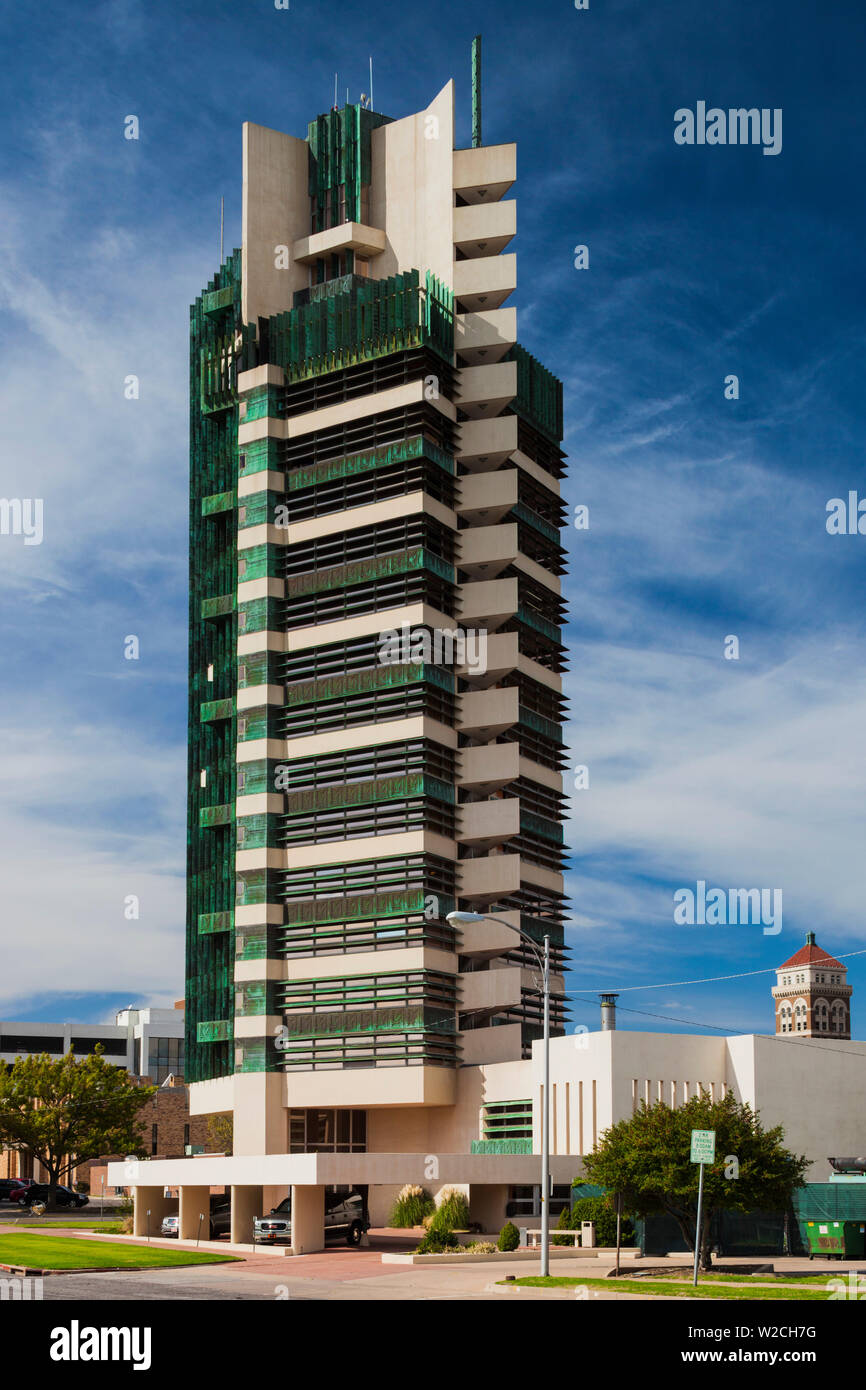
top-left (0, 1049), bottom-right (155, 1208)
top-left (582, 1091), bottom-right (808, 1269)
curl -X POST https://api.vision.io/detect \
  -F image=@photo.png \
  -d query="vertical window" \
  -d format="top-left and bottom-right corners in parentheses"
top-left (151, 1124), bottom-right (158, 1156)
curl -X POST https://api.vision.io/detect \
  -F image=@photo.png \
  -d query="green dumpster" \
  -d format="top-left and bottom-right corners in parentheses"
top-left (805, 1220), bottom-right (866, 1259)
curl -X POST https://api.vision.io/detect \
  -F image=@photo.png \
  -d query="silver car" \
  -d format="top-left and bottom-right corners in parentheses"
top-left (254, 1190), bottom-right (369, 1246)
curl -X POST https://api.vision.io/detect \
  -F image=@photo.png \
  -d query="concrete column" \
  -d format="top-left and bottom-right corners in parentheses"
top-left (468, 1183), bottom-right (510, 1237)
top-left (133, 1187), bottom-right (175, 1238)
top-left (290, 1184), bottom-right (324, 1255)
top-left (179, 1185), bottom-right (212, 1241)
top-left (231, 1185), bottom-right (263, 1245)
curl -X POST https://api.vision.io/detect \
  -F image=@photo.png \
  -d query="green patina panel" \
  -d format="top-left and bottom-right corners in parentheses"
top-left (238, 543), bottom-right (282, 582)
top-left (187, 249), bottom-right (245, 1084)
top-left (238, 595), bottom-right (282, 634)
top-left (520, 810), bottom-right (565, 844)
top-left (198, 910), bottom-right (234, 935)
top-left (263, 269), bottom-right (453, 384)
top-left (202, 284), bottom-right (234, 317)
top-left (241, 384), bottom-right (284, 422)
top-left (516, 604), bottom-right (561, 644)
top-left (518, 705), bottom-right (564, 745)
top-left (281, 1005), bottom-right (456, 1039)
top-left (202, 489), bottom-right (236, 516)
top-left (284, 546), bottom-right (454, 599)
top-left (307, 104), bottom-right (392, 229)
top-left (283, 772), bottom-right (454, 817)
top-left (283, 888), bottom-right (453, 927)
top-left (506, 343), bottom-right (564, 444)
top-left (238, 491), bottom-right (284, 529)
top-left (470, 1139), bottom-right (533, 1156)
top-left (200, 697), bottom-right (235, 723)
top-left (239, 438), bottom-right (282, 476)
top-left (284, 662), bottom-right (454, 709)
top-left (287, 435), bottom-right (454, 493)
top-left (201, 593), bottom-right (236, 620)
top-left (196, 1019), bottom-right (233, 1043)
top-left (199, 803), bottom-right (234, 829)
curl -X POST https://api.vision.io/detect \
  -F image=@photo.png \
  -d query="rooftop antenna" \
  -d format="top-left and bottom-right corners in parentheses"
top-left (219, 195), bottom-right (224, 266)
top-left (369, 55), bottom-right (374, 111)
top-left (471, 34), bottom-right (482, 148)
top-left (334, 72), bottom-right (338, 110)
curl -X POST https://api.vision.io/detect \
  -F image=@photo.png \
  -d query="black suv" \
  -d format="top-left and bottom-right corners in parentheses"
top-left (21, 1184), bottom-right (89, 1209)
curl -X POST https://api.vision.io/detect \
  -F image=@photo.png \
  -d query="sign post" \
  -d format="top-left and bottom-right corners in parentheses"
top-left (690, 1129), bottom-right (716, 1286)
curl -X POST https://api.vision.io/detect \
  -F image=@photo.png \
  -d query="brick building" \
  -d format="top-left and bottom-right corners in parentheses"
top-left (772, 932), bottom-right (853, 1038)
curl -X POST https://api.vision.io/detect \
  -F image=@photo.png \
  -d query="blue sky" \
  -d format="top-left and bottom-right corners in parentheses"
top-left (0, 0), bottom-right (864, 1037)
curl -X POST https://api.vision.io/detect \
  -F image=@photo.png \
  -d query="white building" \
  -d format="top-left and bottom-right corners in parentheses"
top-left (0, 1007), bottom-right (185, 1083)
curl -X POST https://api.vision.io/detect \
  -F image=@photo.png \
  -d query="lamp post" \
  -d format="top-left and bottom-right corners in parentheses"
top-left (446, 909), bottom-right (551, 1277)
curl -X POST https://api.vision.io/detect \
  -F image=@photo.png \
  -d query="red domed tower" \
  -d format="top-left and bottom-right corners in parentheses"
top-left (771, 932), bottom-right (852, 1039)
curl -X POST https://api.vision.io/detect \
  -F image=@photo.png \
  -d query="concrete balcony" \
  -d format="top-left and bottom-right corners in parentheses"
top-left (458, 523), bottom-right (518, 579)
top-left (460, 964), bottom-right (524, 1014)
top-left (453, 144), bottom-right (517, 203)
top-left (459, 853), bottom-right (522, 898)
top-left (456, 361), bottom-right (517, 420)
top-left (459, 576), bottom-right (518, 631)
top-left (458, 796), bottom-right (520, 847)
top-left (458, 685), bottom-right (519, 738)
top-left (278, 1067), bottom-right (457, 1109)
top-left (453, 254), bottom-right (516, 313)
top-left (453, 200), bottom-right (516, 258)
top-left (459, 1022), bottom-right (522, 1065)
top-left (456, 415), bottom-right (518, 471)
top-left (457, 630), bottom-right (520, 686)
top-left (455, 308), bottom-right (516, 365)
top-left (292, 222), bottom-right (386, 264)
top-left (456, 468), bottom-right (518, 524)
top-left (458, 908), bottom-right (522, 958)
top-left (458, 741), bottom-right (520, 792)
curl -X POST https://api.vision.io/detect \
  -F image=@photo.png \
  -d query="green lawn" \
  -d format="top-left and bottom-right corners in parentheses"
top-left (506, 1276), bottom-right (833, 1301)
top-left (0, 1233), bottom-right (237, 1271)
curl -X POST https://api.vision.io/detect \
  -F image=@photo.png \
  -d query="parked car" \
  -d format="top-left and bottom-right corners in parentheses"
top-left (0, 1179), bottom-right (29, 1202)
top-left (160, 1196), bottom-right (231, 1240)
top-left (254, 1188), bottom-right (369, 1247)
top-left (7, 1181), bottom-right (39, 1205)
top-left (11, 1183), bottom-right (88, 1208)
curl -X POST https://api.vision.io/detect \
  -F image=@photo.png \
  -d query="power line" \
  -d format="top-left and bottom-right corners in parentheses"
top-left (566, 994), bottom-right (866, 1062)
top-left (575, 947), bottom-right (866, 995)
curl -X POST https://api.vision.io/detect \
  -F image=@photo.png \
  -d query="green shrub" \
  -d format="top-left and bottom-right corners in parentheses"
top-left (388, 1183), bottom-right (435, 1228)
top-left (429, 1187), bottom-right (470, 1233)
top-left (497, 1220), bottom-right (520, 1252)
top-left (464, 1241), bottom-right (497, 1254)
top-left (416, 1228), bottom-right (460, 1254)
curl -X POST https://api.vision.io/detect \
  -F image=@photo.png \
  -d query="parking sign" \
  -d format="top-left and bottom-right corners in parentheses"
top-left (690, 1129), bottom-right (716, 1164)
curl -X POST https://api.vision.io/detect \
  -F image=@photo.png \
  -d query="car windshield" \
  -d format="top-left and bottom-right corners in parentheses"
top-left (272, 1199), bottom-right (291, 1214)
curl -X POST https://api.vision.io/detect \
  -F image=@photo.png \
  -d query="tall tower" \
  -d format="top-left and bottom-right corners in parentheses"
top-left (185, 59), bottom-right (568, 1156)
top-left (772, 932), bottom-right (852, 1039)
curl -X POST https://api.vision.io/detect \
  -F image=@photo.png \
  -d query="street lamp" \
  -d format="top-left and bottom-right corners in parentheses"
top-left (447, 909), bottom-right (551, 1277)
